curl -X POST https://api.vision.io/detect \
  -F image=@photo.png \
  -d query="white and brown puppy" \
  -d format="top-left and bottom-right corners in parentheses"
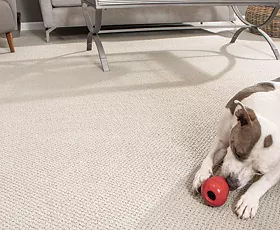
top-left (193, 78), bottom-right (280, 219)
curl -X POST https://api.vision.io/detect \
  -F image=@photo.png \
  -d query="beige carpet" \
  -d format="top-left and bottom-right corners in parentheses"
top-left (1, 29), bottom-right (280, 229)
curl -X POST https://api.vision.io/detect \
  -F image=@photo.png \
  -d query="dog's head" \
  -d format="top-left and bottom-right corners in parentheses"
top-left (221, 101), bottom-right (279, 190)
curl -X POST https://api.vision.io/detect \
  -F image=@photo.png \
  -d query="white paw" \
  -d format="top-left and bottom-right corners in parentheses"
top-left (192, 166), bottom-right (212, 193)
top-left (235, 193), bottom-right (259, 219)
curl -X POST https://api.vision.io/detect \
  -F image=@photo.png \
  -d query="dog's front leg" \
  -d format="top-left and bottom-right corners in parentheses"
top-left (192, 109), bottom-right (231, 193)
top-left (235, 163), bottom-right (280, 219)
top-left (192, 138), bottom-right (228, 193)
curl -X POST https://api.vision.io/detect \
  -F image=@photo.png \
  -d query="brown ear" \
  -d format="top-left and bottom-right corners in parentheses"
top-left (235, 109), bottom-right (250, 126)
top-left (235, 107), bottom-right (257, 127)
top-left (234, 100), bottom-right (258, 126)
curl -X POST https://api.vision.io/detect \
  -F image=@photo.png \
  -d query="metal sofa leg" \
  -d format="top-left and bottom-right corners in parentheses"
top-left (46, 27), bottom-right (57, 43)
top-left (82, 2), bottom-right (110, 72)
top-left (231, 6), bottom-right (280, 60)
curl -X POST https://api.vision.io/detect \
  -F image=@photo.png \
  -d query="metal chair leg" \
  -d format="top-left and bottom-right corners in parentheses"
top-left (82, 2), bottom-right (110, 72)
top-left (231, 6), bottom-right (280, 60)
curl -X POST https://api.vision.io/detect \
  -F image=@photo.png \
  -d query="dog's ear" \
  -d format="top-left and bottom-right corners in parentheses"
top-left (235, 109), bottom-right (250, 126)
top-left (235, 106), bottom-right (256, 127)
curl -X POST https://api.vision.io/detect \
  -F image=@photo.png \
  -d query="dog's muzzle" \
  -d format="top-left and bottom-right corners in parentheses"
top-left (226, 176), bottom-right (239, 191)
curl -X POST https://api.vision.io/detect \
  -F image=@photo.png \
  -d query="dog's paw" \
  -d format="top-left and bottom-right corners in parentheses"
top-left (235, 193), bottom-right (259, 219)
top-left (192, 166), bottom-right (212, 194)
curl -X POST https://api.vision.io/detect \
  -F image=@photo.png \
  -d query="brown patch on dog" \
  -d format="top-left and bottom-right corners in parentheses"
top-left (230, 107), bottom-right (261, 161)
top-left (264, 135), bottom-right (273, 148)
top-left (226, 82), bottom-right (275, 115)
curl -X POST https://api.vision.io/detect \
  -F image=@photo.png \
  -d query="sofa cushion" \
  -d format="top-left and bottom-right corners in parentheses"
top-left (51, 0), bottom-right (81, 7)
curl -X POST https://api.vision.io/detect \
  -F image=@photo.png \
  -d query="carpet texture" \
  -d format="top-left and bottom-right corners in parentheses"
top-left (1, 30), bottom-right (280, 229)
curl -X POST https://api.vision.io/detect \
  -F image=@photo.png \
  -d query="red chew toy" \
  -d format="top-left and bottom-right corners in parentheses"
top-left (201, 176), bottom-right (229, 207)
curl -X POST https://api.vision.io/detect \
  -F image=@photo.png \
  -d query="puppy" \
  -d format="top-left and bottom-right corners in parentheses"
top-left (192, 77), bottom-right (280, 219)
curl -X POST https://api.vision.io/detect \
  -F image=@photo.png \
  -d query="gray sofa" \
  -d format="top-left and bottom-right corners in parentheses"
top-left (38, 0), bottom-right (235, 42)
top-left (0, 0), bottom-right (17, 52)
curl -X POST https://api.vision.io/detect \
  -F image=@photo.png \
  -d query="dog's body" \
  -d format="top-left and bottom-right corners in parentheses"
top-left (193, 78), bottom-right (280, 219)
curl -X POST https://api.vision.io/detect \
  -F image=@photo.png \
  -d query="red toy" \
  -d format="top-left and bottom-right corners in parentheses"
top-left (201, 176), bottom-right (229, 207)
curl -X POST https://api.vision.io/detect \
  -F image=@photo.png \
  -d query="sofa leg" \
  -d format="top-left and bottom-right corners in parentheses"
top-left (46, 27), bottom-right (57, 43)
top-left (6, 32), bottom-right (15, 53)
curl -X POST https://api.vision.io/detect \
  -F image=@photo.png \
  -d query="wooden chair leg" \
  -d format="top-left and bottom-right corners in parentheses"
top-left (6, 32), bottom-right (15, 53)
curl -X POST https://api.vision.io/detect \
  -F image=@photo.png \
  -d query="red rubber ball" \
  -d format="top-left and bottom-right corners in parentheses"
top-left (201, 176), bottom-right (229, 207)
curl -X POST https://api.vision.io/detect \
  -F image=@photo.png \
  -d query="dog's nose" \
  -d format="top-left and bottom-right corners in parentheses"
top-left (226, 176), bottom-right (239, 191)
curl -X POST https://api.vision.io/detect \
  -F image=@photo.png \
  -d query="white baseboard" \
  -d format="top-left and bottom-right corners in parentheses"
top-left (19, 18), bottom-right (245, 32)
top-left (21, 22), bottom-right (45, 31)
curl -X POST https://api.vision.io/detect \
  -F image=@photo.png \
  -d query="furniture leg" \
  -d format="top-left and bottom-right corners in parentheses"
top-left (82, 2), bottom-right (110, 72)
top-left (6, 32), bottom-right (15, 53)
top-left (230, 27), bottom-right (248, 43)
top-left (46, 27), bottom-right (57, 43)
top-left (253, 27), bottom-right (280, 60)
top-left (231, 6), bottom-right (280, 60)
top-left (257, 6), bottom-right (280, 27)
top-left (87, 32), bottom-right (93, 51)
top-left (232, 6), bottom-right (251, 26)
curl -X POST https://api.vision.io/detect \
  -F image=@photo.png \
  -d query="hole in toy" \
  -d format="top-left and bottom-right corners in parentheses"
top-left (207, 191), bottom-right (216, 200)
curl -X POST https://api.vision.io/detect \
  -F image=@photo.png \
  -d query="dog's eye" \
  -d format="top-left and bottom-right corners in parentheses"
top-left (235, 153), bottom-right (241, 159)
top-left (255, 170), bottom-right (264, 175)
top-left (234, 152), bottom-right (247, 161)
